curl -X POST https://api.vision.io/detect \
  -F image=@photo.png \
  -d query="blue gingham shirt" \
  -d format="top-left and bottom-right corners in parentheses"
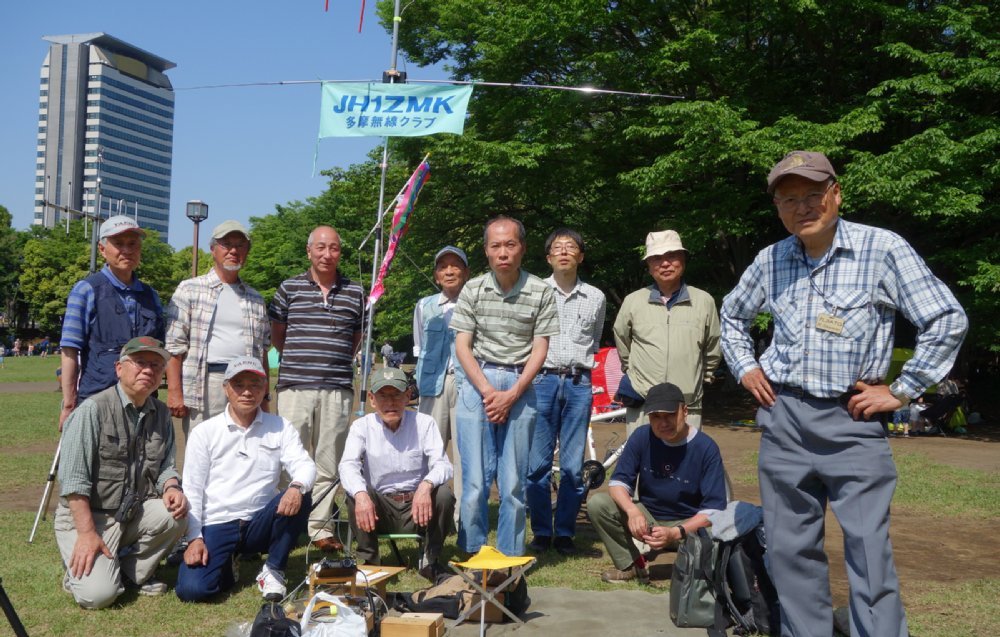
top-left (542, 276), bottom-right (606, 369)
top-left (721, 219), bottom-right (967, 399)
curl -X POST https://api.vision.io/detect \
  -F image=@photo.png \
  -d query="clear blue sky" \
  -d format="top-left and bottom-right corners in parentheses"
top-left (0, 1), bottom-right (448, 249)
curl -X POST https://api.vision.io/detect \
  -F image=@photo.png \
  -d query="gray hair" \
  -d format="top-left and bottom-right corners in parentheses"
top-left (483, 215), bottom-right (526, 246)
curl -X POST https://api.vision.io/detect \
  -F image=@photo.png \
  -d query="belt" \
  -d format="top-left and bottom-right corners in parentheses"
top-left (206, 362), bottom-right (229, 372)
top-left (540, 366), bottom-right (590, 376)
top-left (385, 491), bottom-right (415, 503)
top-left (773, 383), bottom-right (860, 406)
top-left (480, 360), bottom-right (524, 374)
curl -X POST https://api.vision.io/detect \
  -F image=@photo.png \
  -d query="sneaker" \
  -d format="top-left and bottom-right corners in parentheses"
top-left (553, 536), bottom-right (578, 556)
top-left (600, 565), bottom-right (650, 584)
top-left (256, 564), bottom-right (286, 601)
top-left (134, 578), bottom-right (168, 596)
top-left (527, 535), bottom-right (551, 553)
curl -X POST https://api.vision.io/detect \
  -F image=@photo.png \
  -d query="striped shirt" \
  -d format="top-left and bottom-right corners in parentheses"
top-left (450, 270), bottom-right (560, 365)
top-left (721, 219), bottom-right (968, 399)
top-left (60, 265), bottom-right (163, 350)
top-left (542, 276), bottom-right (606, 369)
top-left (165, 269), bottom-right (270, 412)
top-left (269, 271), bottom-right (364, 391)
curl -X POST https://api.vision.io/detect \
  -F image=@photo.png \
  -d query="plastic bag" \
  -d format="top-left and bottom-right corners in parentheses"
top-left (299, 592), bottom-right (367, 637)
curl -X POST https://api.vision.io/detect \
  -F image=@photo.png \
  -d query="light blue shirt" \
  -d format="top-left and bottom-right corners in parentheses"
top-left (721, 219), bottom-right (967, 398)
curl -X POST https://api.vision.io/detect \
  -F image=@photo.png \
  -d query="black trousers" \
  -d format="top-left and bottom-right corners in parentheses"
top-left (347, 484), bottom-right (455, 565)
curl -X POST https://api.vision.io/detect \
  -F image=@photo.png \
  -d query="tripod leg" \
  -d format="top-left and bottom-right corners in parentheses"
top-left (0, 579), bottom-right (30, 637)
top-left (28, 441), bottom-right (61, 544)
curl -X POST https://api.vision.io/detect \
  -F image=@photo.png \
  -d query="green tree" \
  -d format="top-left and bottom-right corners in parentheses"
top-left (371, 0), bottom-right (999, 354)
top-left (0, 205), bottom-right (21, 333)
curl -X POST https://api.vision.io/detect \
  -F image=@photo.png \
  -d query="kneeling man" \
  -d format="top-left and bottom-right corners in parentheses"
top-left (588, 382), bottom-right (726, 583)
top-left (340, 368), bottom-right (455, 580)
top-left (56, 336), bottom-right (188, 609)
top-left (176, 357), bottom-right (316, 602)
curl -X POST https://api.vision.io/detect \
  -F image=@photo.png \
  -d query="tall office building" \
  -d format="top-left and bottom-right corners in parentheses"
top-left (34, 33), bottom-right (175, 241)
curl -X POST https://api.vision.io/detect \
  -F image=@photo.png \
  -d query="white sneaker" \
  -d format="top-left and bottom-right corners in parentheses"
top-left (256, 564), bottom-right (286, 600)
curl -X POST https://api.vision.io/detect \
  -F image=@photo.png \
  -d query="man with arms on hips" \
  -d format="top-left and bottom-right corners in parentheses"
top-left (413, 246), bottom-right (470, 517)
top-left (450, 215), bottom-right (560, 557)
top-left (165, 220), bottom-right (270, 442)
top-left (59, 215), bottom-right (165, 429)
top-left (175, 357), bottom-right (315, 602)
top-left (56, 336), bottom-right (188, 608)
top-left (720, 151), bottom-right (968, 637)
top-left (613, 230), bottom-right (721, 436)
top-left (587, 382), bottom-right (725, 583)
top-left (269, 225), bottom-right (364, 554)
top-left (340, 368), bottom-right (455, 581)
top-left (525, 228), bottom-right (606, 556)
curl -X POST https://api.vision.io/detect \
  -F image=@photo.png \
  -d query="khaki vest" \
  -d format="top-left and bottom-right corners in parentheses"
top-left (88, 386), bottom-right (173, 511)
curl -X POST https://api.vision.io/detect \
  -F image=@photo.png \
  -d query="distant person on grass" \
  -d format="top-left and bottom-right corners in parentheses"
top-left (176, 357), bottom-right (315, 602)
top-left (56, 337), bottom-right (187, 609)
top-left (587, 382), bottom-right (726, 584)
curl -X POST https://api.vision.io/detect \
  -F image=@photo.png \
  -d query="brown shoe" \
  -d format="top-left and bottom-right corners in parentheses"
top-left (600, 565), bottom-right (650, 584)
top-left (312, 537), bottom-right (344, 552)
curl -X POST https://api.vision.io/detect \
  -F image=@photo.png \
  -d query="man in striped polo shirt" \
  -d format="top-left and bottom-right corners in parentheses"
top-left (269, 225), bottom-right (364, 553)
top-left (451, 216), bottom-right (560, 557)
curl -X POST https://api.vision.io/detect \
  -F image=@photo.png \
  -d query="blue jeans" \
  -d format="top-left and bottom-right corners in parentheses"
top-left (175, 490), bottom-right (310, 602)
top-left (526, 371), bottom-right (593, 539)
top-left (456, 365), bottom-right (536, 556)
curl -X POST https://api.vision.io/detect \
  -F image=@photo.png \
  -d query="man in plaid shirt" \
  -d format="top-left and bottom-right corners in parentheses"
top-left (721, 151), bottom-right (968, 637)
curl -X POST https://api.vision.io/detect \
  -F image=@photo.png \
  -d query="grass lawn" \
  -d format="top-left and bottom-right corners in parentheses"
top-left (0, 355), bottom-right (62, 384)
top-left (1, 389), bottom-right (997, 636)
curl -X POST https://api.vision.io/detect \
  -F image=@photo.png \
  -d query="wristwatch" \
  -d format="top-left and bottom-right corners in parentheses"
top-left (289, 482), bottom-right (308, 495)
top-left (889, 380), bottom-right (911, 408)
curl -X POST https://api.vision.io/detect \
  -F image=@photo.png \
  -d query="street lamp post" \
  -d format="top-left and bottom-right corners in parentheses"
top-left (185, 200), bottom-right (209, 276)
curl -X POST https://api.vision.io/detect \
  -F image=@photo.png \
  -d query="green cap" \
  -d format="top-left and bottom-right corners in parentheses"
top-left (370, 367), bottom-right (409, 393)
top-left (119, 336), bottom-right (170, 363)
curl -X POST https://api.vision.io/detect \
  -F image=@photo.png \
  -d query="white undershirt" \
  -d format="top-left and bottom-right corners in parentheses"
top-left (206, 284), bottom-right (246, 363)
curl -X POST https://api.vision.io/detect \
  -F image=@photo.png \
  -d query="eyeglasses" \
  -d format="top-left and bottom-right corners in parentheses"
top-left (549, 243), bottom-right (580, 255)
top-left (124, 358), bottom-right (165, 372)
top-left (216, 240), bottom-right (249, 251)
top-left (774, 181), bottom-right (835, 213)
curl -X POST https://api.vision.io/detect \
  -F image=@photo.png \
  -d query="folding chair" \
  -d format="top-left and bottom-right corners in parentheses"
top-left (446, 546), bottom-right (535, 637)
top-left (378, 533), bottom-right (424, 566)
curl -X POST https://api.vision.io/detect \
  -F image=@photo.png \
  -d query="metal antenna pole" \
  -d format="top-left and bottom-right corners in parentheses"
top-left (89, 148), bottom-right (103, 274)
top-left (357, 0), bottom-right (404, 415)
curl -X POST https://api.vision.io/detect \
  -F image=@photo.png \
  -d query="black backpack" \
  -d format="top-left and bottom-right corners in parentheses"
top-left (249, 601), bottom-right (300, 637)
top-left (710, 526), bottom-right (781, 636)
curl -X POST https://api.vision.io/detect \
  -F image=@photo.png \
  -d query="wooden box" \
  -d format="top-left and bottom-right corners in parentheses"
top-left (380, 612), bottom-right (445, 637)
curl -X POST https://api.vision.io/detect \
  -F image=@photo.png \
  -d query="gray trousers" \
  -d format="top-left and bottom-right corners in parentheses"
top-left (758, 391), bottom-right (907, 637)
top-left (55, 499), bottom-right (186, 609)
top-left (346, 485), bottom-right (455, 566)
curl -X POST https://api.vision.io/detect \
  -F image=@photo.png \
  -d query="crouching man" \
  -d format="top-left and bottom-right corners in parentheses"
top-left (176, 357), bottom-right (316, 602)
top-left (588, 382), bottom-right (726, 584)
top-left (56, 336), bottom-right (188, 609)
top-left (340, 368), bottom-right (455, 581)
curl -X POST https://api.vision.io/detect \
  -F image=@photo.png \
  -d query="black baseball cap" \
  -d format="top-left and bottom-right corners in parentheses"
top-left (642, 382), bottom-right (686, 414)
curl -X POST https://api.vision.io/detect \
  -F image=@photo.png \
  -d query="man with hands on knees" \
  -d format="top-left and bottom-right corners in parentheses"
top-left (340, 368), bottom-right (455, 581)
top-left (55, 336), bottom-right (187, 609)
top-left (587, 382), bottom-right (726, 584)
top-left (175, 356), bottom-right (315, 602)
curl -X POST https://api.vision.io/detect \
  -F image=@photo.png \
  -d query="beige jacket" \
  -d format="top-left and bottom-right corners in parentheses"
top-left (613, 283), bottom-right (721, 410)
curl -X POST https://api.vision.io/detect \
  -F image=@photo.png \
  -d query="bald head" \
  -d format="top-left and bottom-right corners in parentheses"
top-left (307, 225), bottom-right (343, 280)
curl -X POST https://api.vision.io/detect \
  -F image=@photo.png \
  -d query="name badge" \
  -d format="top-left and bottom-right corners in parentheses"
top-left (816, 313), bottom-right (845, 335)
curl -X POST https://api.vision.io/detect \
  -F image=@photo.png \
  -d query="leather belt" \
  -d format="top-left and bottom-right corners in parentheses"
top-left (385, 491), bottom-right (415, 503)
top-left (773, 383), bottom-right (860, 406)
top-left (206, 362), bottom-right (229, 372)
top-left (480, 360), bottom-right (524, 375)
